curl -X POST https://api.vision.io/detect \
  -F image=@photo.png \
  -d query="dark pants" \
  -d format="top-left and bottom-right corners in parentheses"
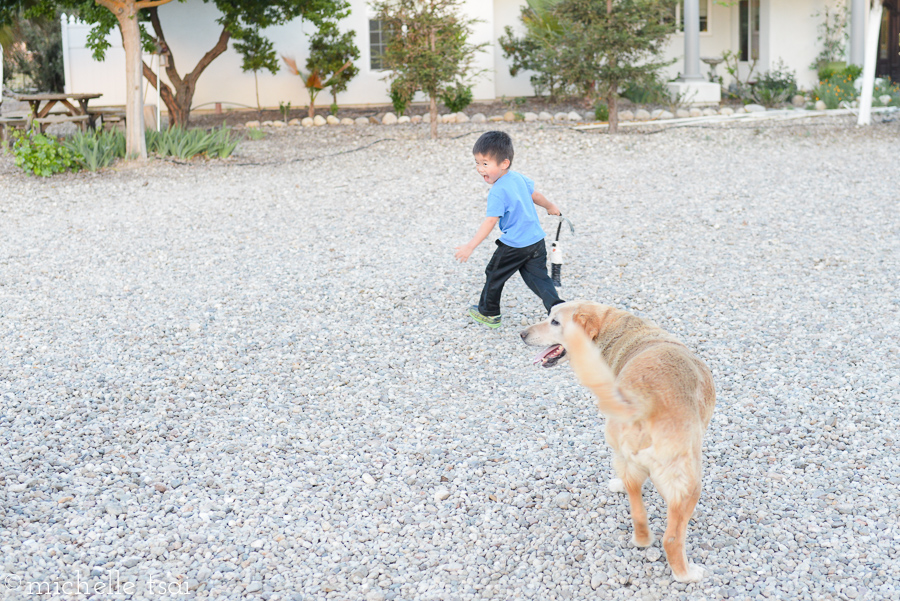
top-left (478, 239), bottom-right (563, 317)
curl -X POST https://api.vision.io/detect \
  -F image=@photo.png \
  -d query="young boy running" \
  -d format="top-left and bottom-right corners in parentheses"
top-left (454, 131), bottom-right (564, 328)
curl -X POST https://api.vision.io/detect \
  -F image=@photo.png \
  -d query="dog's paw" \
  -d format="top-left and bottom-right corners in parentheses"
top-left (632, 532), bottom-right (655, 548)
top-left (608, 478), bottom-right (625, 494)
top-left (673, 563), bottom-right (704, 583)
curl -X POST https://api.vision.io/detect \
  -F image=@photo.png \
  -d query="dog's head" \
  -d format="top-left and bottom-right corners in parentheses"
top-left (520, 301), bottom-right (605, 368)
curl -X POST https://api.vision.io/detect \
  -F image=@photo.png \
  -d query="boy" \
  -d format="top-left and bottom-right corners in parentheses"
top-left (454, 131), bottom-right (564, 329)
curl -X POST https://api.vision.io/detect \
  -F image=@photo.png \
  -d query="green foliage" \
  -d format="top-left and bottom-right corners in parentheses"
top-left (234, 30), bottom-right (280, 113)
top-left (306, 19), bottom-right (360, 105)
top-left (329, 102), bottom-right (340, 115)
top-left (373, 0), bottom-right (486, 136)
top-left (874, 77), bottom-right (900, 106)
top-left (499, 0), bottom-right (568, 100)
top-left (145, 126), bottom-right (239, 160)
top-left (621, 74), bottom-right (671, 105)
top-left (500, 0), bottom-right (675, 105)
top-left (388, 78), bottom-right (416, 115)
top-left (812, 72), bottom-right (857, 109)
top-left (61, 129), bottom-right (125, 171)
top-left (2, 9), bottom-right (65, 91)
top-left (594, 101), bottom-right (609, 121)
top-left (11, 129), bottom-right (80, 177)
top-left (279, 101), bottom-right (291, 122)
top-left (246, 127), bottom-right (266, 140)
top-left (751, 60), bottom-right (797, 107)
top-left (440, 82), bottom-right (474, 113)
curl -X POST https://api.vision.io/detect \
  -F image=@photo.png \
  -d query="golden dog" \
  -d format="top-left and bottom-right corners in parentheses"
top-left (521, 301), bottom-right (716, 583)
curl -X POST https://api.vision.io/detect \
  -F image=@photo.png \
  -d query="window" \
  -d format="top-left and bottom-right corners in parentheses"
top-left (739, 0), bottom-right (760, 61)
top-left (369, 19), bottom-right (389, 70)
top-left (667, 0), bottom-right (710, 33)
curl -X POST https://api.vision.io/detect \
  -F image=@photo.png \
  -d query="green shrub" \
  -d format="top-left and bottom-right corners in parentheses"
top-left (812, 73), bottom-right (857, 109)
top-left (61, 130), bottom-right (125, 171)
top-left (751, 61), bottom-right (798, 107)
top-left (621, 76), bottom-right (670, 105)
top-left (594, 102), bottom-right (609, 121)
top-left (389, 78), bottom-right (416, 116)
top-left (11, 130), bottom-right (80, 177)
top-left (246, 127), bottom-right (266, 140)
top-left (874, 77), bottom-right (900, 106)
top-left (440, 83), bottom-right (474, 113)
top-left (145, 126), bottom-right (239, 160)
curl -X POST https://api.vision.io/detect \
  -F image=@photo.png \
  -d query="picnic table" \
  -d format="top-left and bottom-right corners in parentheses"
top-left (12, 92), bottom-right (103, 133)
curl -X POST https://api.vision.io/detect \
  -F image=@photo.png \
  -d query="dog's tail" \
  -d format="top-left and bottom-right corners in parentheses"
top-left (563, 324), bottom-right (646, 421)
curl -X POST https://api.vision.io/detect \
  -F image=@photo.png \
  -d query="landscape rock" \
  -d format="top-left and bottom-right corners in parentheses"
top-left (675, 109), bottom-right (690, 119)
top-left (634, 109), bottom-right (651, 121)
top-left (689, 107), bottom-right (703, 117)
top-left (553, 112), bottom-right (569, 121)
top-left (302, 117), bottom-right (314, 127)
top-left (355, 116), bottom-right (369, 125)
top-left (618, 110), bottom-right (634, 122)
top-left (470, 113), bottom-right (486, 123)
top-left (456, 112), bottom-right (469, 123)
top-left (523, 112), bottom-right (538, 122)
top-left (381, 112), bottom-right (398, 125)
top-left (815, 100), bottom-right (827, 111)
top-left (567, 111), bottom-right (582, 121)
top-left (397, 115), bottom-right (411, 124)
top-left (538, 111), bottom-right (553, 121)
top-left (719, 107), bottom-right (734, 116)
top-left (326, 115), bottom-right (340, 125)
top-left (341, 117), bottom-right (355, 125)
top-left (313, 115), bottom-right (327, 126)
top-left (792, 94), bottom-right (807, 107)
top-left (744, 103), bottom-right (766, 112)
top-left (503, 111), bottom-right (516, 122)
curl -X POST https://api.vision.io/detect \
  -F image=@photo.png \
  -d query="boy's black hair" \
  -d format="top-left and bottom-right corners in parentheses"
top-left (473, 131), bottom-right (514, 165)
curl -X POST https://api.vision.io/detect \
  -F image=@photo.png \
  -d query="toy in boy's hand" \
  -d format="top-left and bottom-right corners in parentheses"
top-left (549, 215), bottom-right (575, 286)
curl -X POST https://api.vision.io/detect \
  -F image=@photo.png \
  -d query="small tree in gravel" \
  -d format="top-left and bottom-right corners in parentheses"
top-left (501, 0), bottom-right (675, 133)
top-left (307, 19), bottom-right (360, 110)
top-left (372, 0), bottom-right (485, 139)
top-left (234, 31), bottom-right (280, 117)
top-left (499, 0), bottom-right (570, 101)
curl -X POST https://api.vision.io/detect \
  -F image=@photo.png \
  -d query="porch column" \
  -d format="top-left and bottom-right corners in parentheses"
top-left (681, 0), bottom-right (703, 80)
top-left (849, 0), bottom-right (866, 65)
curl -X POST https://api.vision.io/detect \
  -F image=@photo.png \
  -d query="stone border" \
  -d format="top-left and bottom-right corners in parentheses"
top-left (235, 103), bottom-right (899, 130)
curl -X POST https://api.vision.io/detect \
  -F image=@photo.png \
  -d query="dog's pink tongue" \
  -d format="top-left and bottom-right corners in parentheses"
top-left (532, 345), bottom-right (560, 365)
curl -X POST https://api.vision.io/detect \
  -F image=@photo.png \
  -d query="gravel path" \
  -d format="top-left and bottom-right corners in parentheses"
top-left (1, 116), bottom-right (898, 601)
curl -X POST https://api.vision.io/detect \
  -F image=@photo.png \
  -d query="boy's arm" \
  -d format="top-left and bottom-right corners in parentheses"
top-left (532, 191), bottom-right (561, 216)
top-left (455, 216), bottom-right (499, 262)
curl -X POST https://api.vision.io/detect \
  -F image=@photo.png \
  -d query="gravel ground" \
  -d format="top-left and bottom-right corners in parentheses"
top-left (1, 115), bottom-right (899, 601)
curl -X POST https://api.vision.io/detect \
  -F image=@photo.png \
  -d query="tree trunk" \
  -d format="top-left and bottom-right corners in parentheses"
top-left (607, 83), bottom-right (618, 134)
top-left (605, 0), bottom-right (618, 134)
top-left (143, 8), bottom-right (230, 128)
top-left (117, 5), bottom-right (147, 158)
top-left (429, 95), bottom-right (438, 139)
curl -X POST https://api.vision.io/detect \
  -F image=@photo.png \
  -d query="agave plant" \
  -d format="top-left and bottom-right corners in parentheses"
top-left (281, 55), bottom-right (352, 118)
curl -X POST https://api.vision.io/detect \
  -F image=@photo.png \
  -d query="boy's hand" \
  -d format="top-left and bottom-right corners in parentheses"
top-left (454, 244), bottom-right (474, 262)
top-left (546, 202), bottom-right (561, 216)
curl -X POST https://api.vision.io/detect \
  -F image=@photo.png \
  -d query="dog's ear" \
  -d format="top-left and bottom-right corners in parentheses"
top-left (572, 309), bottom-right (600, 340)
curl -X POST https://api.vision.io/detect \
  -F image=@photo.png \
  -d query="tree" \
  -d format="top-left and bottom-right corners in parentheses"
top-left (500, 0), bottom-right (675, 133)
top-left (372, 0), bottom-right (484, 139)
top-left (306, 19), bottom-right (359, 108)
top-left (499, 0), bottom-right (569, 101)
top-left (281, 53), bottom-right (351, 118)
top-left (1, 8), bottom-right (66, 92)
top-left (234, 30), bottom-right (279, 116)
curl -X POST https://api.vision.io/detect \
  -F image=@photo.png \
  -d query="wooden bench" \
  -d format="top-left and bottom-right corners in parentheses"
top-left (89, 108), bottom-right (127, 130)
top-left (33, 114), bottom-right (90, 134)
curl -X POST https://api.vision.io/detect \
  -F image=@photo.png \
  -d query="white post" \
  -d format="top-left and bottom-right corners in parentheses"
top-left (850, 0), bottom-right (867, 65)
top-left (60, 14), bottom-right (72, 94)
top-left (156, 55), bottom-right (161, 132)
top-left (682, 0), bottom-right (703, 81)
top-left (857, 0), bottom-right (883, 125)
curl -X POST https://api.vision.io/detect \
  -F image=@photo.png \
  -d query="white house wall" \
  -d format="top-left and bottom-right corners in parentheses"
top-left (61, 0), bottom-right (854, 111)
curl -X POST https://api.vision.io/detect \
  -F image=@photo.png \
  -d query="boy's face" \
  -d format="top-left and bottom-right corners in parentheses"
top-left (474, 153), bottom-right (510, 185)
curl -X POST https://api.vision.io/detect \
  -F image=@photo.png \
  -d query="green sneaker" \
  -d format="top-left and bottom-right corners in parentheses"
top-left (468, 305), bottom-right (501, 329)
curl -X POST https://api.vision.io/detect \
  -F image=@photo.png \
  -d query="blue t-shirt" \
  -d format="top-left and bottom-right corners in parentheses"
top-left (486, 170), bottom-right (546, 248)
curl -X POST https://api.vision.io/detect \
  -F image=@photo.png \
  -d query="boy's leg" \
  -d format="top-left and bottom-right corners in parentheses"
top-left (478, 242), bottom-right (528, 316)
top-left (518, 240), bottom-right (564, 313)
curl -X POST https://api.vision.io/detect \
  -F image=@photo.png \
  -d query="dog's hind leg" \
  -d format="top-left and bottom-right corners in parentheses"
top-left (615, 458), bottom-right (653, 547)
top-left (661, 484), bottom-right (704, 583)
